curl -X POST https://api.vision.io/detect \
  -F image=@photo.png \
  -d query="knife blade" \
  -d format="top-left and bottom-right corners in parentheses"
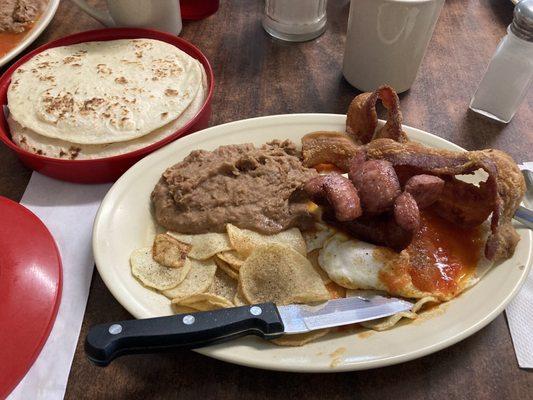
top-left (85, 296), bottom-right (412, 366)
top-left (278, 295), bottom-right (413, 334)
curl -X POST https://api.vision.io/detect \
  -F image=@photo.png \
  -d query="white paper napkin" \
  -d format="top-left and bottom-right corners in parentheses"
top-left (506, 271), bottom-right (533, 368)
top-left (8, 173), bottom-right (111, 400)
top-left (505, 163), bottom-right (533, 369)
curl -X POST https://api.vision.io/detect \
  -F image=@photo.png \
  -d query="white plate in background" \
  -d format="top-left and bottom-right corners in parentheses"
top-left (92, 114), bottom-right (532, 372)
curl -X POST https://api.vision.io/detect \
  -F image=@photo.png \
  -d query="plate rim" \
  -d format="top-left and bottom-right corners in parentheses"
top-left (0, 0), bottom-right (61, 68)
top-left (93, 113), bottom-right (532, 372)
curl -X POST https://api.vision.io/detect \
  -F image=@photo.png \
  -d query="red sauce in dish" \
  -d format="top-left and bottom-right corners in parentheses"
top-left (406, 210), bottom-right (484, 296)
top-left (0, 23), bottom-right (35, 58)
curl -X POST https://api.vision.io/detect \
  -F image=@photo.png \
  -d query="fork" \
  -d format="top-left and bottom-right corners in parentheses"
top-left (515, 163), bottom-right (533, 230)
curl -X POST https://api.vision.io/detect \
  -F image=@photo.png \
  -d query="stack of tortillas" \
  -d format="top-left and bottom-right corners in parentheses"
top-left (7, 39), bottom-right (207, 160)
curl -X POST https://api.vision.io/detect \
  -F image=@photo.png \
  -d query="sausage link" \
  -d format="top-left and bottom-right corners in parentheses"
top-left (323, 174), bottom-right (362, 221)
top-left (350, 160), bottom-right (401, 214)
top-left (304, 175), bottom-right (327, 203)
top-left (393, 192), bottom-right (420, 232)
top-left (304, 174), bottom-right (362, 221)
top-left (404, 174), bottom-right (445, 209)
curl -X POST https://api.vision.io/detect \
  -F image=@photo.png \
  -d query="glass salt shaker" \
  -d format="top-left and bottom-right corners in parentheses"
top-left (262, 0), bottom-right (327, 42)
top-left (469, 0), bottom-right (533, 123)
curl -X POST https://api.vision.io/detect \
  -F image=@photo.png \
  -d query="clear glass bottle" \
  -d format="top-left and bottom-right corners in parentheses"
top-left (262, 0), bottom-right (327, 42)
top-left (469, 0), bottom-right (533, 123)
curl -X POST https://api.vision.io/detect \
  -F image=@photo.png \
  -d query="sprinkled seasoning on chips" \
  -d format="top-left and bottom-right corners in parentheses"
top-left (216, 250), bottom-right (246, 270)
top-left (167, 231), bottom-right (232, 260)
top-left (227, 224), bottom-right (307, 258)
top-left (214, 257), bottom-right (239, 280)
top-left (307, 248), bottom-right (331, 285)
top-left (233, 282), bottom-right (249, 306)
top-left (239, 243), bottom-right (329, 305)
top-left (130, 247), bottom-right (191, 290)
top-left (172, 293), bottom-right (234, 311)
top-left (161, 258), bottom-right (217, 300)
top-left (208, 268), bottom-right (238, 303)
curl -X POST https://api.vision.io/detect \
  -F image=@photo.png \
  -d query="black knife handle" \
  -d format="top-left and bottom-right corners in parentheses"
top-left (85, 303), bottom-right (284, 366)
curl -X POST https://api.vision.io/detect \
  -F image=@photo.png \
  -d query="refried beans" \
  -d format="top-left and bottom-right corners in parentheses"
top-left (151, 140), bottom-right (318, 234)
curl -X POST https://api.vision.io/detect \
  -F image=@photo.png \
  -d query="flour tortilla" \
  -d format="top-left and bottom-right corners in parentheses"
top-left (8, 64), bottom-right (207, 160)
top-left (8, 39), bottom-right (202, 144)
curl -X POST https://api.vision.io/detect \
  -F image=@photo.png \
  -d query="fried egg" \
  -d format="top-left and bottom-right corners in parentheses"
top-left (318, 211), bottom-right (493, 301)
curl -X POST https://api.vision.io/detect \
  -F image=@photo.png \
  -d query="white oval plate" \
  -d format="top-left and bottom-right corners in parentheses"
top-left (93, 114), bottom-right (532, 372)
top-left (0, 0), bottom-right (60, 68)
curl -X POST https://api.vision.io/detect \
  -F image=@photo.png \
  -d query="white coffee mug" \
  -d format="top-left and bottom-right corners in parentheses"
top-left (71, 0), bottom-right (183, 35)
top-left (342, 0), bottom-right (444, 93)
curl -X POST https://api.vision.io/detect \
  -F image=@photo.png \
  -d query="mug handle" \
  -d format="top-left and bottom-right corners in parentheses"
top-left (70, 0), bottom-right (116, 27)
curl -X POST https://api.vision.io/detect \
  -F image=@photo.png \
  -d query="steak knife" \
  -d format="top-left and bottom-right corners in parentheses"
top-left (85, 295), bottom-right (412, 366)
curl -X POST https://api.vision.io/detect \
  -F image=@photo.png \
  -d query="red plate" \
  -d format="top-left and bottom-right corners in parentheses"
top-left (0, 197), bottom-right (62, 399)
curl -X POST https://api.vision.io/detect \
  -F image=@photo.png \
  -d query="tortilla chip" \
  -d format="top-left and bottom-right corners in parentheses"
top-left (359, 296), bottom-right (439, 331)
top-left (240, 243), bottom-right (330, 305)
top-left (346, 290), bottom-right (438, 331)
top-left (216, 250), bottom-right (246, 270)
top-left (172, 293), bottom-right (234, 311)
top-left (130, 247), bottom-right (191, 290)
top-left (161, 258), bottom-right (217, 300)
top-left (208, 267), bottom-right (238, 302)
top-left (171, 305), bottom-right (198, 314)
top-left (167, 231), bottom-right (232, 260)
top-left (307, 249), bottom-right (331, 284)
top-left (234, 283), bottom-right (249, 306)
top-left (227, 224), bottom-right (306, 257)
top-left (152, 233), bottom-right (191, 268)
top-left (271, 329), bottom-right (330, 346)
top-left (214, 257), bottom-right (239, 280)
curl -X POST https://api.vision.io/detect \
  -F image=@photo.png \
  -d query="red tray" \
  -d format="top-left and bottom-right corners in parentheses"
top-left (0, 197), bottom-right (62, 398)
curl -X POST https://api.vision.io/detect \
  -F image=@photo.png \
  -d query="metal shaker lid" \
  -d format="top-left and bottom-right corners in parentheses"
top-left (511, 0), bottom-right (533, 41)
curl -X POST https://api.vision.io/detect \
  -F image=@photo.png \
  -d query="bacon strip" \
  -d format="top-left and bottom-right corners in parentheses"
top-left (346, 86), bottom-right (407, 144)
top-left (301, 131), bottom-right (361, 172)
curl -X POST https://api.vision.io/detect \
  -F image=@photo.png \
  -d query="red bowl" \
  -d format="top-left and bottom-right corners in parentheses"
top-left (0, 28), bottom-right (214, 183)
